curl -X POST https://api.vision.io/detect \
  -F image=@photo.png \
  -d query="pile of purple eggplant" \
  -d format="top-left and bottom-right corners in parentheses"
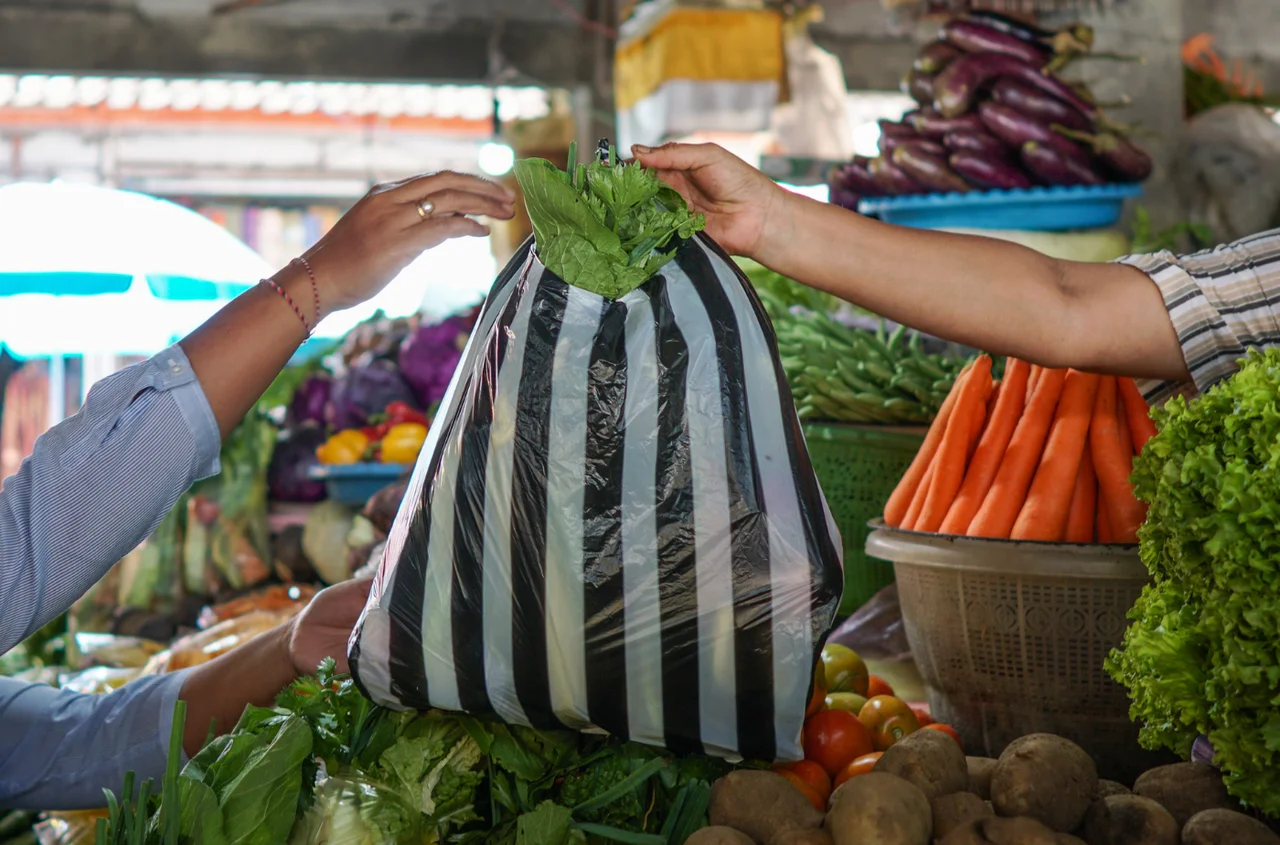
top-left (829, 11), bottom-right (1153, 211)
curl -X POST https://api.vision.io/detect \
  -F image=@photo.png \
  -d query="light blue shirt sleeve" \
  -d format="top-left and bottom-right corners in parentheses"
top-left (0, 671), bottom-right (189, 810)
top-left (0, 344), bottom-right (221, 655)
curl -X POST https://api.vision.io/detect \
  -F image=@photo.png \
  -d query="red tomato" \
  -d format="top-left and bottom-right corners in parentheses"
top-left (778, 770), bottom-right (826, 812)
top-left (776, 760), bottom-right (832, 803)
top-left (858, 696), bottom-right (921, 751)
top-left (802, 709), bottom-right (875, 777)
top-left (833, 752), bottom-right (883, 790)
top-left (910, 704), bottom-right (935, 727)
top-left (866, 675), bottom-right (895, 698)
top-left (922, 723), bottom-right (963, 751)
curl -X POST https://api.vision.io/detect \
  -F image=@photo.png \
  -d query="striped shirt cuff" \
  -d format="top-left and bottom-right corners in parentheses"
top-left (1114, 252), bottom-right (1221, 406)
top-left (151, 345), bottom-right (221, 480)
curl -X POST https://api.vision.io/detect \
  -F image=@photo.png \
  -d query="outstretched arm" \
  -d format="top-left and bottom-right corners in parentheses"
top-left (634, 142), bottom-right (1188, 383)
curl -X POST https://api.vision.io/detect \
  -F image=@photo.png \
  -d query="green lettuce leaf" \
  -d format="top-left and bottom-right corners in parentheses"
top-left (515, 802), bottom-right (575, 845)
top-left (513, 143), bottom-right (705, 299)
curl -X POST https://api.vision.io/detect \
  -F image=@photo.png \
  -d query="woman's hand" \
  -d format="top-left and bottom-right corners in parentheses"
top-left (632, 143), bottom-right (792, 262)
top-left (286, 578), bottom-right (372, 676)
top-left (299, 172), bottom-right (517, 317)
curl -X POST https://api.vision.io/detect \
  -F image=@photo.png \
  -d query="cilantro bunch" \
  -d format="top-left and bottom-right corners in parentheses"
top-left (1107, 348), bottom-right (1280, 812)
top-left (513, 141), bottom-right (706, 299)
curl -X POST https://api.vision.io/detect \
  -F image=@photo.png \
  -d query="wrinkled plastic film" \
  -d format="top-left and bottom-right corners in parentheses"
top-left (351, 236), bottom-right (843, 761)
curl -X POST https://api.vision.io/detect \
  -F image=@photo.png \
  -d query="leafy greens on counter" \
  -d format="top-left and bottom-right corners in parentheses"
top-left (513, 141), bottom-right (706, 299)
top-left (1107, 347), bottom-right (1280, 814)
top-left (99, 659), bottom-right (729, 845)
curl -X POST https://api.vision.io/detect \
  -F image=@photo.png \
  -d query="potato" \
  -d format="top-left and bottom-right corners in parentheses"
top-left (932, 792), bottom-right (994, 840)
top-left (990, 734), bottom-right (1098, 832)
top-left (1082, 795), bottom-right (1178, 845)
top-left (825, 772), bottom-right (931, 845)
top-left (1133, 762), bottom-right (1235, 828)
top-left (709, 771), bottom-right (823, 845)
top-left (873, 729), bottom-right (968, 799)
top-left (938, 815), bottom-right (1060, 844)
top-left (686, 827), bottom-right (756, 845)
top-left (967, 757), bottom-right (999, 800)
top-left (769, 830), bottom-right (835, 845)
top-left (1181, 808), bottom-right (1280, 845)
top-left (1094, 780), bottom-right (1130, 800)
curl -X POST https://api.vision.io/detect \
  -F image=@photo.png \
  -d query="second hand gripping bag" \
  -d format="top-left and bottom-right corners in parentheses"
top-left (350, 143), bottom-right (844, 762)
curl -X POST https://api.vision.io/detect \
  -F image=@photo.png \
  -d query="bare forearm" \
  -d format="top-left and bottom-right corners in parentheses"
top-left (756, 195), bottom-right (1187, 381)
top-left (177, 624), bottom-right (296, 756)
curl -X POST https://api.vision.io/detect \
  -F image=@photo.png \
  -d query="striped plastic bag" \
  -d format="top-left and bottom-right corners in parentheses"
top-left (349, 234), bottom-right (843, 762)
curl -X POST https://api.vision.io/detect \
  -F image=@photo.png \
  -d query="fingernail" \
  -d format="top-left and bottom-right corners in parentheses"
top-left (632, 144), bottom-right (652, 155)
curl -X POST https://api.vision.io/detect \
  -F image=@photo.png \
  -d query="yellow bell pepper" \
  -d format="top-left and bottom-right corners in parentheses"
top-left (316, 429), bottom-right (370, 465)
top-left (381, 422), bottom-right (427, 465)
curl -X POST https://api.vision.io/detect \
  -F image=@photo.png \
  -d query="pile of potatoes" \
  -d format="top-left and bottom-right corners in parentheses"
top-left (693, 731), bottom-right (1280, 845)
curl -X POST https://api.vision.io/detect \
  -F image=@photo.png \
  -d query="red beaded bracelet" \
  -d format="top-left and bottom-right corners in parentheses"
top-left (291, 257), bottom-right (321, 326)
top-left (261, 277), bottom-right (312, 335)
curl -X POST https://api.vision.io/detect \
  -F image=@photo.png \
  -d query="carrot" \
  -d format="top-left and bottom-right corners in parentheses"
top-left (1117, 391), bottom-right (1134, 459)
top-left (884, 362), bottom-right (974, 526)
top-left (916, 357), bottom-right (994, 533)
top-left (903, 461), bottom-right (937, 530)
top-left (1097, 493), bottom-right (1114, 543)
top-left (1011, 370), bottom-right (1101, 541)
top-left (1091, 376), bottom-right (1147, 543)
top-left (1117, 378), bottom-right (1158, 454)
top-left (1064, 447), bottom-right (1097, 543)
top-left (1025, 365), bottom-right (1042, 405)
top-left (968, 368), bottom-right (1067, 539)
top-left (940, 358), bottom-right (1030, 534)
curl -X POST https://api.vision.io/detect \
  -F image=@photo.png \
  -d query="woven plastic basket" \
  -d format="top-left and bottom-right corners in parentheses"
top-left (802, 424), bottom-right (925, 615)
top-left (866, 524), bottom-right (1173, 782)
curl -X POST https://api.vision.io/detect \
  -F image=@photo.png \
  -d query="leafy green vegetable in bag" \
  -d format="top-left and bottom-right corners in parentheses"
top-left (513, 142), bottom-right (705, 299)
top-left (1107, 347), bottom-right (1280, 813)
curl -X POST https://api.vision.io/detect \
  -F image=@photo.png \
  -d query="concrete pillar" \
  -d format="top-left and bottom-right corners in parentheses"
top-left (1050, 0), bottom-right (1185, 228)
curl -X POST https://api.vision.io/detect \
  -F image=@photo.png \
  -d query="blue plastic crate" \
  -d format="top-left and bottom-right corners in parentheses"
top-left (857, 183), bottom-right (1143, 231)
top-left (309, 463), bottom-right (410, 506)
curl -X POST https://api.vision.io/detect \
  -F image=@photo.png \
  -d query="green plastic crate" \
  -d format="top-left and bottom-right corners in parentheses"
top-left (803, 423), bottom-right (926, 615)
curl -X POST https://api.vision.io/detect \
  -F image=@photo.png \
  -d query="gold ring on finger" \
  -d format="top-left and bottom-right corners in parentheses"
top-left (416, 198), bottom-right (435, 221)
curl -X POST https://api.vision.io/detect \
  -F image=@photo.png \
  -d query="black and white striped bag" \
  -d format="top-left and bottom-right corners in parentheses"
top-left (349, 234), bottom-right (844, 762)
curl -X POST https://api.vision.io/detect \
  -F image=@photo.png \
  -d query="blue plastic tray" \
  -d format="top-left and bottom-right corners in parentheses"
top-left (309, 463), bottom-right (410, 506)
top-left (857, 183), bottom-right (1143, 231)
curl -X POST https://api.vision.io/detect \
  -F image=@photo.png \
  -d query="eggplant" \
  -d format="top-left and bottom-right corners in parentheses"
top-left (878, 119), bottom-right (918, 139)
top-left (991, 78), bottom-right (1094, 133)
top-left (934, 51), bottom-right (1097, 119)
top-left (1054, 127), bottom-right (1154, 182)
top-left (978, 101), bottom-right (1088, 163)
top-left (942, 19), bottom-right (1049, 67)
top-left (962, 10), bottom-right (1056, 43)
top-left (869, 156), bottom-right (925, 195)
top-left (829, 185), bottom-right (863, 211)
top-left (904, 69), bottom-right (935, 106)
top-left (1020, 141), bottom-right (1104, 187)
top-left (892, 146), bottom-right (971, 194)
top-left (832, 162), bottom-right (882, 197)
top-left (911, 109), bottom-right (985, 138)
top-left (949, 151), bottom-right (1034, 191)
top-left (915, 41), bottom-right (963, 74)
top-left (879, 133), bottom-right (947, 158)
top-left (944, 130), bottom-right (1009, 157)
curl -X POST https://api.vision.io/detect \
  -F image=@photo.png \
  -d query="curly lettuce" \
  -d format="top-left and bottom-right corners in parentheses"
top-left (513, 142), bottom-right (705, 299)
top-left (1107, 348), bottom-right (1280, 812)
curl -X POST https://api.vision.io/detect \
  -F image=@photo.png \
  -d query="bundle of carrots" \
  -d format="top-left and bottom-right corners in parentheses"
top-left (883, 356), bottom-right (1155, 544)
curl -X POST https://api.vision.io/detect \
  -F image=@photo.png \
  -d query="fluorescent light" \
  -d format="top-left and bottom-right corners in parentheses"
top-left (478, 142), bottom-right (515, 177)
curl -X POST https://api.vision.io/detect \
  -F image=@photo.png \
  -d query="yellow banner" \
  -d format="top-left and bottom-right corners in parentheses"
top-left (614, 8), bottom-right (785, 112)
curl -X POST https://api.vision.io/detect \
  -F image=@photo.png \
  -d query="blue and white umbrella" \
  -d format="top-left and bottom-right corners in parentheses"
top-left (0, 182), bottom-right (272, 357)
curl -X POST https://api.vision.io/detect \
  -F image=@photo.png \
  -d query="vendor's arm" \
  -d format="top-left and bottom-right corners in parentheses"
top-left (634, 143), bottom-right (1256, 391)
top-left (0, 174), bottom-right (513, 654)
top-left (0, 579), bottom-right (368, 811)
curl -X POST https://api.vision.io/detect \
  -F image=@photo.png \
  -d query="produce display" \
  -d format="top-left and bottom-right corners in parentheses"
top-left (1108, 349), bottom-right (1280, 815)
top-left (829, 11), bottom-right (1153, 209)
top-left (883, 356), bottom-right (1152, 543)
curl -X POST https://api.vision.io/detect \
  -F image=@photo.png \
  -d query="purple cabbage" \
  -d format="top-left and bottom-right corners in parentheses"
top-left (397, 316), bottom-right (470, 409)
top-left (325, 359), bottom-right (418, 431)
top-left (267, 423), bottom-right (328, 502)
top-left (287, 373), bottom-right (332, 427)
